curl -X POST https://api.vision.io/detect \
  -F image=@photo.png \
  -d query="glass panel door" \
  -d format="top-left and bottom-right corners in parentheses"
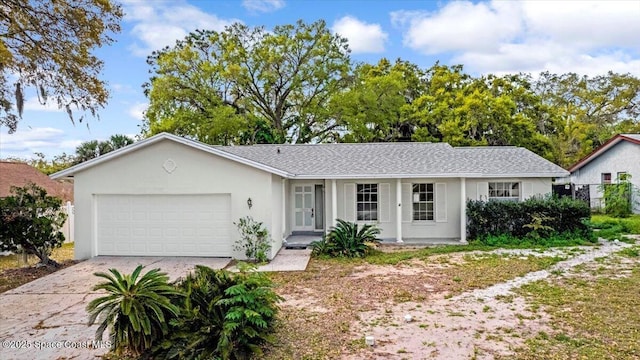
top-left (293, 185), bottom-right (314, 231)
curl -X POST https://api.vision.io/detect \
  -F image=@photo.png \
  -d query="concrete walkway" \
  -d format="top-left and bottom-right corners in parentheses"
top-left (255, 248), bottom-right (311, 271)
top-left (230, 248), bottom-right (312, 272)
top-left (0, 256), bottom-right (230, 360)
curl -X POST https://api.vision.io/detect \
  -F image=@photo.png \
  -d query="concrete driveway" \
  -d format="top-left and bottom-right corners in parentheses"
top-left (0, 256), bottom-right (231, 360)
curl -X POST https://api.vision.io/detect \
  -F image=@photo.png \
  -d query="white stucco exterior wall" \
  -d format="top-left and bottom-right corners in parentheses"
top-left (570, 140), bottom-right (640, 213)
top-left (465, 178), bottom-right (552, 202)
top-left (73, 139), bottom-right (279, 260)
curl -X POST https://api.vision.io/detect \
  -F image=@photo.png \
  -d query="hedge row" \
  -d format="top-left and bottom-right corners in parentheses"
top-left (467, 196), bottom-right (592, 241)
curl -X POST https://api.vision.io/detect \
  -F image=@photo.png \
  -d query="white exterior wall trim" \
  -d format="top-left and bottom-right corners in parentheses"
top-left (50, 133), bottom-right (291, 180)
top-left (290, 172), bottom-right (568, 180)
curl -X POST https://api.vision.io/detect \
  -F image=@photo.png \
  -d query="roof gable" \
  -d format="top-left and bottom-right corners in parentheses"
top-left (568, 134), bottom-right (640, 173)
top-left (50, 133), bottom-right (290, 180)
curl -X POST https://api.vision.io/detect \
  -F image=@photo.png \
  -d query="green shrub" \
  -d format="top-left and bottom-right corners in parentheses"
top-left (467, 196), bottom-right (592, 244)
top-left (86, 266), bottom-right (181, 356)
top-left (234, 216), bottom-right (271, 263)
top-left (600, 175), bottom-right (636, 218)
top-left (149, 264), bottom-right (281, 359)
top-left (0, 183), bottom-right (68, 267)
top-left (311, 219), bottom-right (380, 258)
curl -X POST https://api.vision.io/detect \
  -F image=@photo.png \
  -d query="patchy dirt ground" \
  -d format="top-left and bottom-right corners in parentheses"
top-left (266, 240), bottom-right (638, 360)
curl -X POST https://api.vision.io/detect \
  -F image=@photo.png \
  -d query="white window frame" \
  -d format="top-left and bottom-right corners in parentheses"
top-left (488, 182), bottom-right (520, 201)
top-left (412, 183), bottom-right (434, 221)
top-left (356, 183), bottom-right (378, 221)
top-left (602, 173), bottom-right (612, 184)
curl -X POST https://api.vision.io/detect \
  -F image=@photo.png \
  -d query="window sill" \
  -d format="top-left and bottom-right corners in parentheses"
top-left (410, 221), bottom-right (437, 226)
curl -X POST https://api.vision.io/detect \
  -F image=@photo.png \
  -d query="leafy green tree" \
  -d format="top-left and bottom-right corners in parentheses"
top-left (409, 65), bottom-right (555, 159)
top-left (0, 0), bottom-right (123, 132)
top-left (86, 266), bottom-right (181, 357)
top-left (332, 58), bottom-right (425, 142)
top-left (0, 183), bottom-right (67, 267)
top-left (534, 71), bottom-right (640, 166)
top-left (143, 20), bottom-right (351, 144)
top-left (143, 30), bottom-right (250, 145)
top-left (28, 152), bottom-right (76, 175)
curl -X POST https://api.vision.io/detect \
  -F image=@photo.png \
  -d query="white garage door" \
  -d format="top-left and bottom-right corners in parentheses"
top-left (96, 194), bottom-right (232, 257)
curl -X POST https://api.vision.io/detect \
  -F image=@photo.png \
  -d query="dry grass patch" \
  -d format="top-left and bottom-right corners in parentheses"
top-left (509, 251), bottom-right (640, 359)
top-left (265, 250), bottom-right (562, 359)
top-left (0, 243), bottom-right (77, 293)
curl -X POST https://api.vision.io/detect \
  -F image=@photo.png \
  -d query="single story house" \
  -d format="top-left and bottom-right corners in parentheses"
top-left (51, 133), bottom-right (568, 260)
top-left (567, 133), bottom-right (640, 213)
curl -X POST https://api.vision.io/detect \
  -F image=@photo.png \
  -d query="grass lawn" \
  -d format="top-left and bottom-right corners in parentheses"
top-left (265, 248), bottom-right (564, 359)
top-left (509, 245), bottom-right (640, 359)
top-left (0, 243), bottom-right (77, 294)
top-left (590, 214), bottom-right (640, 240)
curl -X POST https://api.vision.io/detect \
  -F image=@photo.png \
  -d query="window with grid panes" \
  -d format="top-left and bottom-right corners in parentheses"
top-left (412, 183), bottom-right (434, 221)
top-left (356, 184), bottom-right (378, 221)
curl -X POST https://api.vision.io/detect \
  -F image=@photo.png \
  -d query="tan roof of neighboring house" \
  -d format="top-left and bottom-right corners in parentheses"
top-left (0, 161), bottom-right (73, 202)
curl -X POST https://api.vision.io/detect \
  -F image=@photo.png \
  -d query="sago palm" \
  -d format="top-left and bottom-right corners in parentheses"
top-left (326, 219), bottom-right (381, 257)
top-left (86, 265), bottom-right (181, 356)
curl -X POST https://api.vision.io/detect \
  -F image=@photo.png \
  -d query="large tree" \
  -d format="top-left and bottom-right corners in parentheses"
top-left (534, 71), bottom-right (640, 166)
top-left (406, 64), bottom-right (555, 158)
top-left (0, 0), bottom-right (123, 132)
top-left (331, 58), bottom-right (425, 142)
top-left (143, 20), bottom-right (351, 144)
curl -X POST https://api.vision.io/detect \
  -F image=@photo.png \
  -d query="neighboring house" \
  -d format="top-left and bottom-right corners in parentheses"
top-left (567, 134), bottom-right (640, 213)
top-left (50, 133), bottom-right (568, 260)
top-left (0, 161), bottom-right (75, 243)
top-left (0, 161), bottom-right (73, 202)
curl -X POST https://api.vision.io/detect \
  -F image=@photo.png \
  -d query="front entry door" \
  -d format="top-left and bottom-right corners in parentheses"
top-left (294, 185), bottom-right (315, 231)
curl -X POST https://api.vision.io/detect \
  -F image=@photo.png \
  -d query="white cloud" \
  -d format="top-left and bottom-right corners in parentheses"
top-left (332, 16), bottom-right (388, 54)
top-left (123, 2), bottom-right (241, 57)
top-left (0, 127), bottom-right (81, 159)
top-left (392, 0), bottom-right (640, 76)
top-left (242, 0), bottom-right (285, 13)
top-left (22, 97), bottom-right (63, 112)
top-left (391, 2), bottom-right (522, 55)
top-left (128, 102), bottom-right (148, 121)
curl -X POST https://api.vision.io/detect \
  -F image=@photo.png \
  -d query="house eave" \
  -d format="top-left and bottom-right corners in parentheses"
top-left (287, 172), bottom-right (568, 180)
top-left (50, 133), bottom-right (291, 180)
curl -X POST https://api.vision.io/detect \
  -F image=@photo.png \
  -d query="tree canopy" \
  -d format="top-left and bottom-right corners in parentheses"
top-left (0, 0), bottom-right (123, 132)
top-left (143, 20), bottom-right (351, 144)
top-left (140, 20), bottom-right (639, 168)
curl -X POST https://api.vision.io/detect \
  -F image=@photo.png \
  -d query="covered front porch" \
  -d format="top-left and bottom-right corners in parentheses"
top-left (282, 178), bottom-right (468, 245)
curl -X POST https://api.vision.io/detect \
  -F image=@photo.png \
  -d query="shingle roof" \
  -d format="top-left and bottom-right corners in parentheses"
top-left (217, 142), bottom-right (568, 178)
top-left (0, 162), bottom-right (73, 201)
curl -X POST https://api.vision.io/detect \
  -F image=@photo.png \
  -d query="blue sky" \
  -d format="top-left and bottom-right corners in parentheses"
top-left (1, 0), bottom-right (639, 159)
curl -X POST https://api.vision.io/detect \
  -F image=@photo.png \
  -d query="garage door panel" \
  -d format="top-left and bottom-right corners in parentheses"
top-left (97, 194), bottom-right (232, 257)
